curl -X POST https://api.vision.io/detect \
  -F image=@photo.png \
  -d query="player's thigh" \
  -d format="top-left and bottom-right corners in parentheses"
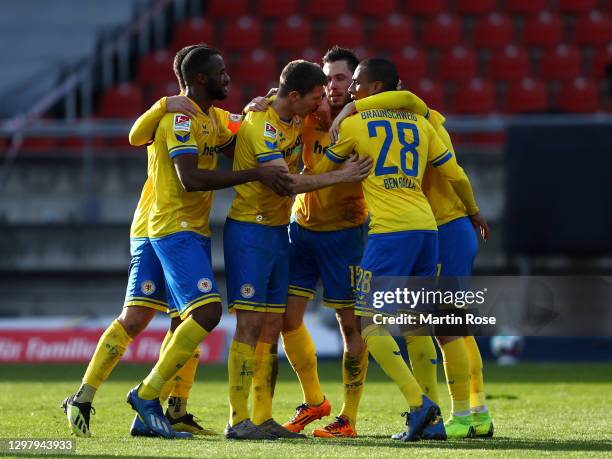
top-left (317, 225), bottom-right (365, 309)
top-left (151, 231), bottom-right (221, 321)
top-left (287, 221), bottom-right (319, 303)
top-left (438, 216), bottom-right (478, 276)
top-left (266, 229), bottom-right (290, 314)
top-left (224, 218), bottom-right (278, 313)
top-left (412, 232), bottom-right (440, 277)
top-left (122, 238), bottom-right (169, 335)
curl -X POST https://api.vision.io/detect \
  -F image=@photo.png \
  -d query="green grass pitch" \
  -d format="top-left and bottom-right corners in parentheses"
top-left (1, 361), bottom-right (611, 458)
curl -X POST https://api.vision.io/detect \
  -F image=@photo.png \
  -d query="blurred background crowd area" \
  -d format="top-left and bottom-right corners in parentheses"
top-left (0, 0), bottom-right (611, 319)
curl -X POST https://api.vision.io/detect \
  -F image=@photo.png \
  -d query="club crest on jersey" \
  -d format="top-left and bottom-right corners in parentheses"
top-left (264, 122), bottom-right (277, 139)
top-left (141, 280), bottom-right (156, 295)
top-left (197, 278), bottom-right (213, 293)
top-left (229, 113), bottom-right (242, 122)
top-left (240, 283), bottom-right (255, 299)
top-left (173, 114), bottom-right (191, 131)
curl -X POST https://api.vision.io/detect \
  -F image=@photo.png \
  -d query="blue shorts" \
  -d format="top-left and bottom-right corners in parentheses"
top-left (124, 237), bottom-right (171, 314)
top-left (355, 230), bottom-right (438, 317)
top-left (150, 231), bottom-right (220, 320)
top-left (438, 216), bottom-right (478, 276)
top-left (288, 222), bottom-right (365, 309)
top-left (224, 218), bottom-right (289, 313)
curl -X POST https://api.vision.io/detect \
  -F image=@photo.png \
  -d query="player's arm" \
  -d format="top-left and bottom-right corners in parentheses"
top-left (330, 90), bottom-right (430, 142)
top-left (427, 128), bottom-right (489, 240)
top-left (129, 96), bottom-right (198, 146)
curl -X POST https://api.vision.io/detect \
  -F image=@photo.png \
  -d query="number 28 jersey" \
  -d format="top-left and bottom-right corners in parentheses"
top-left (324, 109), bottom-right (460, 234)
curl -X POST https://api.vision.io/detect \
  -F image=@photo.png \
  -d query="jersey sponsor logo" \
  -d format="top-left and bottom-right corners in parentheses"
top-left (197, 278), bottom-right (213, 293)
top-left (175, 132), bottom-right (190, 143)
top-left (141, 280), bottom-right (156, 295)
top-left (264, 122), bottom-right (277, 139)
top-left (173, 114), bottom-right (191, 131)
top-left (240, 283), bottom-right (255, 299)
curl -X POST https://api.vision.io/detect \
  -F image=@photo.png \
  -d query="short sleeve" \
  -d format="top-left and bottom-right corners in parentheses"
top-left (250, 119), bottom-right (284, 164)
top-left (165, 113), bottom-right (199, 158)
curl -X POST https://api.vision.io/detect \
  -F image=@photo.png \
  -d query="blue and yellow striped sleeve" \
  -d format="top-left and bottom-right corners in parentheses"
top-left (165, 113), bottom-right (198, 158)
top-left (255, 150), bottom-right (283, 163)
top-left (431, 150), bottom-right (453, 167)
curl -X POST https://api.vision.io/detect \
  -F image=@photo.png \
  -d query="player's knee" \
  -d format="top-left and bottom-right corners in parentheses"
top-left (191, 302), bottom-right (222, 332)
top-left (169, 316), bottom-right (182, 332)
top-left (117, 306), bottom-right (155, 338)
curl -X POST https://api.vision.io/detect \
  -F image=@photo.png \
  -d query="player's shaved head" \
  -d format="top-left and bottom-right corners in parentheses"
top-left (173, 44), bottom-right (205, 91)
top-left (278, 60), bottom-right (327, 97)
top-left (322, 46), bottom-right (359, 73)
top-left (358, 58), bottom-right (399, 92)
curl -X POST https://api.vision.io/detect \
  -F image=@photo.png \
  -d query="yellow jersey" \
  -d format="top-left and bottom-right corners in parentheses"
top-left (128, 98), bottom-right (239, 238)
top-left (291, 114), bottom-right (368, 231)
top-left (356, 91), bottom-right (472, 225)
top-left (146, 101), bottom-right (233, 238)
top-left (228, 106), bottom-right (303, 226)
top-left (323, 105), bottom-right (478, 234)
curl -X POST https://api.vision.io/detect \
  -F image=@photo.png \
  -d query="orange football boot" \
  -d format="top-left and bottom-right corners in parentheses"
top-left (283, 398), bottom-right (332, 433)
top-left (312, 415), bottom-right (357, 438)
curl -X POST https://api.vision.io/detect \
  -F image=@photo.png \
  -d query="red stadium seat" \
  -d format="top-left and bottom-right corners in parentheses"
top-left (415, 79), bottom-right (446, 111)
top-left (489, 45), bottom-right (531, 80)
top-left (137, 50), bottom-right (175, 86)
top-left (306, 0), bottom-right (349, 18)
top-left (592, 43), bottom-right (612, 77)
top-left (523, 11), bottom-right (564, 47)
top-left (575, 11), bottom-right (612, 47)
top-left (559, 0), bottom-right (598, 14)
top-left (540, 44), bottom-right (582, 80)
top-left (171, 18), bottom-right (215, 51)
top-left (558, 77), bottom-right (599, 112)
top-left (207, 0), bottom-right (249, 17)
top-left (454, 78), bottom-right (496, 114)
top-left (272, 15), bottom-right (313, 51)
top-left (257, 0), bottom-right (300, 18)
top-left (505, 0), bottom-right (548, 16)
top-left (234, 48), bottom-right (278, 87)
top-left (322, 15), bottom-right (364, 50)
top-left (474, 13), bottom-right (514, 49)
top-left (222, 16), bottom-right (262, 51)
top-left (438, 46), bottom-right (478, 82)
top-left (391, 47), bottom-right (428, 88)
top-left (406, 0), bottom-right (448, 17)
top-left (504, 78), bottom-right (548, 113)
top-left (98, 84), bottom-right (143, 118)
top-left (287, 47), bottom-right (324, 62)
top-left (352, 46), bottom-right (374, 60)
top-left (372, 14), bottom-right (413, 51)
top-left (356, 0), bottom-right (398, 17)
top-left (457, 0), bottom-right (496, 16)
top-left (423, 14), bottom-right (463, 49)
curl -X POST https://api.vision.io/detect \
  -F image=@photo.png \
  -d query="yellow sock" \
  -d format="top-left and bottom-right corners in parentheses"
top-left (251, 341), bottom-right (278, 425)
top-left (171, 346), bottom-right (200, 399)
top-left (139, 317), bottom-right (208, 400)
top-left (339, 349), bottom-right (369, 426)
top-left (464, 336), bottom-right (487, 408)
top-left (83, 320), bottom-right (132, 389)
top-left (405, 335), bottom-right (440, 405)
top-left (159, 331), bottom-right (175, 403)
top-left (441, 338), bottom-right (471, 414)
top-left (362, 325), bottom-right (423, 408)
top-left (228, 340), bottom-right (255, 426)
top-left (281, 324), bottom-right (324, 405)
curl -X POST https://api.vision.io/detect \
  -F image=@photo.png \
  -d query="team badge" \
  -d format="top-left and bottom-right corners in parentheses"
top-left (197, 278), bottom-right (213, 293)
top-left (264, 122), bottom-right (277, 139)
top-left (240, 283), bottom-right (255, 299)
top-left (229, 113), bottom-right (243, 122)
top-left (173, 114), bottom-right (191, 131)
top-left (141, 280), bottom-right (156, 295)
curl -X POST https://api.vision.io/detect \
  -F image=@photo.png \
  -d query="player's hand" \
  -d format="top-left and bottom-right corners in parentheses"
top-left (313, 97), bottom-right (332, 131)
top-left (329, 101), bottom-right (356, 144)
top-left (244, 96), bottom-right (270, 113)
top-left (166, 96), bottom-right (198, 118)
top-left (470, 212), bottom-right (490, 241)
top-left (265, 87), bottom-right (278, 98)
top-left (257, 166), bottom-right (295, 196)
top-left (397, 79), bottom-right (403, 90)
top-left (337, 154), bottom-right (372, 183)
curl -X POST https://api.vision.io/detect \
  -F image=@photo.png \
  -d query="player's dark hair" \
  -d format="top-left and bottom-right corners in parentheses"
top-left (173, 44), bottom-right (205, 91)
top-left (358, 58), bottom-right (399, 92)
top-left (181, 45), bottom-right (222, 87)
top-left (278, 60), bottom-right (326, 97)
top-left (322, 46), bottom-right (359, 73)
